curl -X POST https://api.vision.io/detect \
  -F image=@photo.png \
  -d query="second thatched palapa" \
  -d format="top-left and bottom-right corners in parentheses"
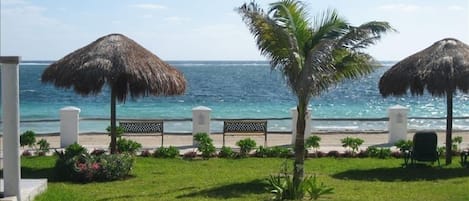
top-left (42, 33), bottom-right (186, 154)
top-left (379, 38), bottom-right (469, 165)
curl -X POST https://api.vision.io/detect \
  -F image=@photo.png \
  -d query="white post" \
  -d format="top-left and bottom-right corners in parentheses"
top-left (192, 106), bottom-right (211, 146)
top-left (388, 105), bottom-right (408, 144)
top-left (1, 56), bottom-right (21, 200)
top-left (291, 107), bottom-right (312, 145)
top-left (60, 106), bottom-right (81, 147)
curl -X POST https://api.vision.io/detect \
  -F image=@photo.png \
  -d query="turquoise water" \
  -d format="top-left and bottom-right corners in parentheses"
top-left (1, 60), bottom-right (469, 133)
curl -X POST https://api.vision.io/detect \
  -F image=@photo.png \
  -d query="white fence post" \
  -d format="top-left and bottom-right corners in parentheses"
top-left (388, 105), bottom-right (408, 144)
top-left (1, 56), bottom-right (21, 200)
top-left (60, 106), bottom-right (81, 147)
top-left (291, 107), bottom-right (312, 145)
top-left (192, 106), bottom-right (211, 146)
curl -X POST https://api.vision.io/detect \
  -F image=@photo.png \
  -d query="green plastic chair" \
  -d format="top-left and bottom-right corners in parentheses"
top-left (404, 131), bottom-right (440, 166)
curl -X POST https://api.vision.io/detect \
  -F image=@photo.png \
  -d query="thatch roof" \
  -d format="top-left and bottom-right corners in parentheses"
top-left (379, 38), bottom-right (469, 97)
top-left (42, 33), bottom-right (186, 102)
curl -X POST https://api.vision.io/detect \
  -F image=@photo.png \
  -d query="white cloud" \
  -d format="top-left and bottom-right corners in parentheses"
top-left (164, 16), bottom-right (191, 23)
top-left (378, 3), bottom-right (424, 12)
top-left (132, 3), bottom-right (167, 10)
top-left (447, 5), bottom-right (465, 11)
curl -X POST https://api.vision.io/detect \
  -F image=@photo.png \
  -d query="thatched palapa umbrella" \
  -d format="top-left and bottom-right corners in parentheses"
top-left (42, 33), bottom-right (186, 154)
top-left (379, 38), bottom-right (469, 164)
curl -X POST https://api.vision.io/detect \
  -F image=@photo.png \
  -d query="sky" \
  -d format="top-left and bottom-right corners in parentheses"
top-left (1, 0), bottom-right (468, 61)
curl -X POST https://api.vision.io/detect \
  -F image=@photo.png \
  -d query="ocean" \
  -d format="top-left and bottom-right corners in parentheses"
top-left (1, 60), bottom-right (469, 134)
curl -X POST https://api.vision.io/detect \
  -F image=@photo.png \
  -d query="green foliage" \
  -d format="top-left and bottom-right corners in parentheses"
top-left (154, 146), bottom-right (179, 158)
top-left (256, 146), bottom-right (292, 158)
top-left (116, 138), bottom-right (142, 155)
top-left (218, 146), bottom-right (235, 158)
top-left (37, 139), bottom-right (50, 155)
top-left (305, 135), bottom-right (321, 151)
top-left (20, 130), bottom-right (36, 148)
top-left (55, 143), bottom-right (134, 182)
top-left (394, 139), bottom-right (413, 151)
top-left (341, 137), bottom-right (364, 154)
top-left (194, 132), bottom-right (216, 159)
top-left (452, 136), bottom-right (463, 151)
top-left (106, 125), bottom-right (125, 138)
top-left (267, 160), bottom-right (334, 200)
top-left (236, 138), bottom-right (257, 157)
top-left (366, 146), bottom-right (392, 159)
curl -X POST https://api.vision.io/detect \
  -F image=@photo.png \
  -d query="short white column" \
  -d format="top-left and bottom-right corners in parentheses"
top-left (388, 105), bottom-right (408, 144)
top-left (1, 56), bottom-right (21, 200)
top-left (60, 106), bottom-right (81, 147)
top-left (192, 106), bottom-right (211, 146)
top-left (291, 107), bottom-right (312, 145)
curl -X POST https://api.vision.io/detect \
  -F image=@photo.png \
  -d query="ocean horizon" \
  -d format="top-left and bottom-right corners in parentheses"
top-left (1, 60), bottom-right (469, 134)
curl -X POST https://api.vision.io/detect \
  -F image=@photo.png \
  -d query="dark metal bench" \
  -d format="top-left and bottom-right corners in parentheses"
top-left (223, 120), bottom-right (267, 147)
top-left (119, 120), bottom-right (164, 146)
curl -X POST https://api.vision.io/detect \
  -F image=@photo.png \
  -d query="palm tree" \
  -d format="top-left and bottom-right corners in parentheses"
top-left (237, 0), bottom-right (393, 188)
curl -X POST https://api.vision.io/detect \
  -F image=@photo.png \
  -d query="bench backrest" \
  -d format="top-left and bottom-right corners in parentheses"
top-left (119, 121), bottom-right (163, 133)
top-left (223, 120), bottom-right (267, 134)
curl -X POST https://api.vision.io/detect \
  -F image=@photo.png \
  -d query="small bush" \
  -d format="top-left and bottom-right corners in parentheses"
top-left (341, 137), bottom-right (364, 155)
top-left (236, 138), bottom-right (257, 157)
top-left (366, 146), bottom-right (391, 159)
top-left (20, 130), bottom-right (36, 149)
top-left (394, 139), bottom-right (413, 151)
top-left (453, 136), bottom-right (463, 152)
top-left (106, 125), bottom-right (125, 138)
top-left (326, 150), bottom-right (340, 158)
top-left (154, 146), bottom-right (179, 158)
top-left (193, 133), bottom-right (216, 159)
top-left (305, 135), bottom-right (321, 152)
top-left (55, 143), bottom-right (134, 182)
top-left (140, 150), bottom-right (152, 157)
top-left (36, 139), bottom-right (50, 156)
top-left (255, 146), bottom-right (292, 158)
top-left (116, 138), bottom-right (142, 155)
top-left (218, 146), bottom-right (235, 158)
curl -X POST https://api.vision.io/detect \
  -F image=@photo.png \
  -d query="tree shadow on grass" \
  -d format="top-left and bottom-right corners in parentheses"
top-left (176, 179), bottom-right (269, 200)
top-left (332, 164), bottom-right (469, 182)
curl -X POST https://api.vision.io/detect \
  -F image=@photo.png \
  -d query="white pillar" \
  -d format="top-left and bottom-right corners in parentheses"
top-left (192, 106), bottom-right (211, 146)
top-left (1, 56), bottom-right (21, 200)
top-left (60, 106), bottom-right (81, 147)
top-left (388, 105), bottom-right (408, 144)
top-left (291, 107), bottom-right (312, 145)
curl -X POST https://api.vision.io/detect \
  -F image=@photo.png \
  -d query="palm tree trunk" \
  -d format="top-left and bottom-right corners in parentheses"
top-left (110, 87), bottom-right (117, 154)
top-left (293, 96), bottom-right (308, 188)
top-left (445, 91), bottom-right (453, 165)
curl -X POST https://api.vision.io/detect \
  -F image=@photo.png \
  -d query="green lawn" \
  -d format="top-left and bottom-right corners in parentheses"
top-left (21, 156), bottom-right (469, 201)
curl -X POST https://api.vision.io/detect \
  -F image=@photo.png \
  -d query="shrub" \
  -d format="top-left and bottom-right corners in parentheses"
top-left (116, 138), bottom-right (142, 155)
top-left (453, 136), bottom-right (463, 152)
top-left (326, 150), bottom-right (340, 158)
top-left (36, 139), bottom-right (50, 156)
top-left (20, 130), bottom-right (36, 149)
top-left (218, 146), bottom-right (235, 158)
top-left (267, 160), bottom-right (334, 200)
top-left (305, 135), bottom-right (321, 152)
top-left (341, 137), bottom-right (364, 155)
top-left (394, 139), bottom-right (413, 151)
top-left (55, 143), bottom-right (134, 182)
top-left (154, 146), bottom-right (179, 158)
top-left (366, 146), bottom-right (392, 159)
top-left (236, 138), bottom-right (257, 157)
top-left (255, 146), bottom-right (291, 158)
top-left (140, 150), bottom-right (152, 157)
top-left (193, 133), bottom-right (216, 159)
top-left (105, 125), bottom-right (125, 138)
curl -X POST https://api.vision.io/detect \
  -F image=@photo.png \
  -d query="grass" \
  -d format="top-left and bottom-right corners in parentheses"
top-left (20, 156), bottom-right (469, 201)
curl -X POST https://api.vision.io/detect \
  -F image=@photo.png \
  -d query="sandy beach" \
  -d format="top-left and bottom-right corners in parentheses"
top-left (8, 131), bottom-right (469, 153)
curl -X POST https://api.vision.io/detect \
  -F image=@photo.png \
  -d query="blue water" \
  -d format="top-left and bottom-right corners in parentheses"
top-left (1, 60), bottom-right (469, 133)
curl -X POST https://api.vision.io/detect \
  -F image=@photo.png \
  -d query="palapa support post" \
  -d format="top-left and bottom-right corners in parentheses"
top-left (192, 106), bottom-right (212, 146)
top-left (60, 106), bottom-right (81, 147)
top-left (388, 105), bottom-right (408, 144)
top-left (291, 107), bottom-right (312, 145)
top-left (1, 56), bottom-right (21, 200)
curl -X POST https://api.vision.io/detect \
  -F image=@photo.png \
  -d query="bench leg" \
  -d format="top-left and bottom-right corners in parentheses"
top-left (265, 134), bottom-right (267, 147)
top-left (161, 134), bottom-right (164, 147)
top-left (223, 134), bottom-right (225, 147)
